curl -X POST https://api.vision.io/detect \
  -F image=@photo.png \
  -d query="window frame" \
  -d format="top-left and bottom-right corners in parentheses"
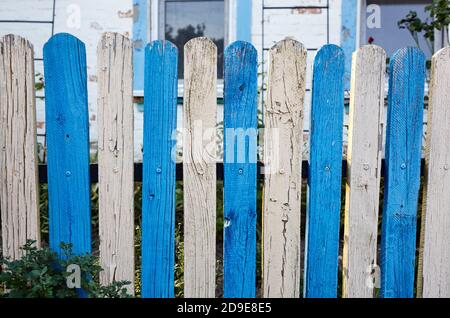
top-left (154, 0), bottom-right (230, 97)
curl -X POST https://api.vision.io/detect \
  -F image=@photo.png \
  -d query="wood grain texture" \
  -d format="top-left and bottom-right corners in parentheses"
top-left (263, 39), bottom-right (307, 298)
top-left (142, 40), bottom-right (178, 298)
top-left (223, 41), bottom-right (258, 298)
top-left (342, 45), bottom-right (386, 298)
top-left (380, 48), bottom-right (425, 298)
top-left (183, 37), bottom-right (217, 298)
top-left (0, 34), bottom-right (40, 259)
top-left (97, 33), bottom-right (134, 294)
top-left (43, 33), bottom-right (91, 256)
top-left (304, 44), bottom-right (345, 298)
top-left (421, 47), bottom-right (450, 298)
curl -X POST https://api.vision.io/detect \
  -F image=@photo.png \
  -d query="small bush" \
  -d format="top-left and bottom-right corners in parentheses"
top-left (0, 240), bottom-right (130, 298)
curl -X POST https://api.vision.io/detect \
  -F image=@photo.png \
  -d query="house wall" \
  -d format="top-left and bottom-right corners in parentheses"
top-left (1, 0), bottom-right (354, 161)
top-left (251, 0), bottom-right (344, 137)
top-left (0, 0), bottom-right (135, 158)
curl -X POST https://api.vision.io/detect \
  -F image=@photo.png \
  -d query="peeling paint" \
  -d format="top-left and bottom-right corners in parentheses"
top-left (90, 22), bottom-right (103, 31)
top-left (292, 8), bottom-right (322, 15)
top-left (118, 9), bottom-right (133, 18)
top-left (133, 39), bottom-right (144, 49)
top-left (133, 4), bottom-right (139, 23)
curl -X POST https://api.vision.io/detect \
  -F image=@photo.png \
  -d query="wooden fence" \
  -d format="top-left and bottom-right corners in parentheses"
top-left (1, 32), bottom-right (449, 298)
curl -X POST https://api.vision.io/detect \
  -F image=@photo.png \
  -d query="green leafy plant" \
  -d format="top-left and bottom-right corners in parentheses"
top-left (398, 0), bottom-right (450, 54)
top-left (0, 240), bottom-right (130, 298)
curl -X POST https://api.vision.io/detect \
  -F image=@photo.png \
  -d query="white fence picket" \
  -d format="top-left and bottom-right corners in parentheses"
top-left (97, 32), bottom-right (134, 294)
top-left (183, 37), bottom-right (217, 298)
top-left (263, 39), bottom-right (306, 298)
top-left (0, 34), bottom-right (40, 259)
top-left (421, 47), bottom-right (450, 298)
top-left (342, 45), bottom-right (386, 298)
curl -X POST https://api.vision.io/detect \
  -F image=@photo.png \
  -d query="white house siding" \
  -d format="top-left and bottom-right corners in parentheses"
top-left (251, 0), bottom-right (343, 157)
top-left (0, 0), bottom-right (134, 159)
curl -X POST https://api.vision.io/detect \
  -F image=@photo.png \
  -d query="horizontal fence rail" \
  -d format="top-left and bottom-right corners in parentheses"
top-left (1, 32), bottom-right (450, 299)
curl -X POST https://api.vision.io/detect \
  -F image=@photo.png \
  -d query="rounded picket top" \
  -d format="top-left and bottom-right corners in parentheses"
top-left (0, 34), bottom-right (34, 53)
top-left (184, 36), bottom-right (217, 54)
top-left (354, 44), bottom-right (386, 61)
top-left (98, 32), bottom-right (132, 52)
top-left (225, 40), bottom-right (257, 56)
top-left (389, 47), bottom-right (426, 72)
top-left (44, 32), bottom-right (85, 53)
top-left (433, 45), bottom-right (450, 58)
top-left (145, 39), bottom-right (178, 57)
top-left (314, 44), bottom-right (345, 68)
top-left (270, 37), bottom-right (306, 57)
top-left (431, 45), bottom-right (450, 67)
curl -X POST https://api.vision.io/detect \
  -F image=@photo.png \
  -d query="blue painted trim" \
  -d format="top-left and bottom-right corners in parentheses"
top-left (133, 0), bottom-right (149, 91)
top-left (341, 0), bottom-right (358, 90)
top-left (304, 44), bottom-right (345, 298)
top-left (43, 33), bottom-right (91, 258)
top-left (141, 40), bottom-right (178, 298)
top-left (223, 41), bottom-right (258, 298)
top-left (236, 0), bottom-right (252, 42)
top-left (380, 47), bottom-right (426, 298)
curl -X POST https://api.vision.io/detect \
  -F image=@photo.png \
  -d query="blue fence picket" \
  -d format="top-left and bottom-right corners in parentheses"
top-left (304, 44), bottom-right (345, 298)
top-left (141, 40), bottom-right (178, 298)
top-left (43, 33), bottom-right (91, 256)
top-left (380, 48), bottom-right (425, 298)
top-left (223, 41), bottom-right (258, 298)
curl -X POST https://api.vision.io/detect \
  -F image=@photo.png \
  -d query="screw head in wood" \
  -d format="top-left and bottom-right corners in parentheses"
top-left (401, 163), bottom-right (407, 170)
top-left (156, 167), bottom-right (162, 174)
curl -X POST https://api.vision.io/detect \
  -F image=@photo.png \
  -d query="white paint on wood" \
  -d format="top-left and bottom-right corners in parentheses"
top-left (183, 37), bottom-right (217, 298)
top-left (421, 47), bottom-right (450, 298)
top-left (97, 32), bottom-right (134, 294)
top-left (263, 39), bottom-right (306, 298)
top-left (0, 34), bottom-right (40, 259)
top-left (263, 9), bottom-right (328, 50)
top-left (342, 45), bottom-right (386, 298)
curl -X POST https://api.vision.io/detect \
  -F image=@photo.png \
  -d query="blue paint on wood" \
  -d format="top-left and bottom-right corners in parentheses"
top-left (380, 47), bottom-right (425, 298)
top-left (43, 33), bottom-right (91, 257)
top-left (304, 44), bottom-right (345, 298)
top-left (341, 0), bottom-right (358, 90)
top-left (236, 0), bottom-right (252, 42)
top-left (141, 40), bottom-right (178, 298)
top-left (223, 41), bottom-right (258, 298)
top-left (133, 0), bottom-right (148, 91)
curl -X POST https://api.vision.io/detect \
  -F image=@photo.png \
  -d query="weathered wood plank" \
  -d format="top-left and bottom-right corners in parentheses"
top-left (0, 34), bottom-right (40, 259)
top-left (223, 41), bottom-right (258, 298)
top-left (342, 45), bottom-right (386, 298)
top-left (183, 37), bottom-right (217, 298)
top-left (142, 40), bottom-right (178, 298)
top-left (304, 44), bottom-right (345, 298)
top-left (421, 47), bottom-right (450, 298)
top-left (263, 39), bottom-right (307, 298)
top-left (380, 47), bottom-right (426, 298)
top-left (97, 32), bottom-right (134, 294)
top-left (43, 33), bottom-right (91, 256)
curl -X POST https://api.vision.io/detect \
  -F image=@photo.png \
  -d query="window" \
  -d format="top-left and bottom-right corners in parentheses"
top-left (364, 0), bottom-right (432, 58)
top-left (159, 0), bottom-right (225, 79)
